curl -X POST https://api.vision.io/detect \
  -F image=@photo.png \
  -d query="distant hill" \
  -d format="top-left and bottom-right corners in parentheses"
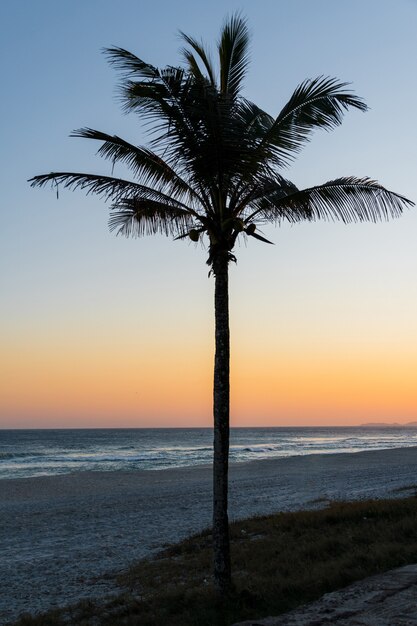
top-left (359, 422), bottom-right (417, 428)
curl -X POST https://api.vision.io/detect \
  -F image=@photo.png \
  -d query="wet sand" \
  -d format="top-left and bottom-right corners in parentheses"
top-left (2, 446), bottom-right (417, 623)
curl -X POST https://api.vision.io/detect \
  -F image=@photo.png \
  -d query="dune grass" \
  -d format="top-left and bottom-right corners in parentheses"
top-left (13, 495), bottom-right (417, 625)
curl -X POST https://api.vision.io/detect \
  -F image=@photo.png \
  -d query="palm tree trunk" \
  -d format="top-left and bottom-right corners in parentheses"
top-left (212, 251), bottom-right (232, 595)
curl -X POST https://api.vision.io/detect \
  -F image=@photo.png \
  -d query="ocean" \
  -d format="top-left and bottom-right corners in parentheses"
top-left (2, 427), bottom-right (417, 480)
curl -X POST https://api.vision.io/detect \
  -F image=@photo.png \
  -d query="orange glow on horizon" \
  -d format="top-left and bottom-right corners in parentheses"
top-left (1, 328), bottom-right (416, 428)
top-left (231, 342), bottom-right (417, 426)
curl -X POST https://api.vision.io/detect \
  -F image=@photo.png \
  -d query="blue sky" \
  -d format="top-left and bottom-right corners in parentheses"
top-left (1, 0), bottom-right (416, 427)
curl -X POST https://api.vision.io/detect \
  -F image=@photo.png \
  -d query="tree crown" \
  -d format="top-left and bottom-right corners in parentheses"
top-left (29, 14), bottom-right (413, 267)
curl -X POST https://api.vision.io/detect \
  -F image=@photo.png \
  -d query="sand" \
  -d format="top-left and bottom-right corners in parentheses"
top-left (2, 446), bottom-right (417, 623)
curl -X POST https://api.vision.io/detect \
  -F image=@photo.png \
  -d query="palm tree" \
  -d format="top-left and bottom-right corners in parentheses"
top-left (29, 15), bottom-right (413, 596)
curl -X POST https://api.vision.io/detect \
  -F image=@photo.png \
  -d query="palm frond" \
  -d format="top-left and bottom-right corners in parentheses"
top-left (234, 174), bottom-right (299, 218)
top-left (250, 177), bottom-right (414, 224)
top-left (237, 98), bottom-right (274, 135)
top-left (108, 197), bottom-right (195, 237)
top-left (71, 128), bottom-right (205, 207)
top-left (218, 13), bottom-right (250, 98)
top-left (103, 47), bottom-right (159, 80)
top-left (257, 77), bottom-right (368, 167)
top-left (179, 32), bottom-right (216, 86)
top-left (28, 172), bottom-right (194, 210)
top-left (118, 70), bottom-right (180, 116)
top-left (180, 49), bottom-right (207, 84)
top-left (246, 230), bottom-right (274, 244)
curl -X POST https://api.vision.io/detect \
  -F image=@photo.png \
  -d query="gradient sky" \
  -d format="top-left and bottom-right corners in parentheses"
top-left (1, 0), bottom-right (416, 428)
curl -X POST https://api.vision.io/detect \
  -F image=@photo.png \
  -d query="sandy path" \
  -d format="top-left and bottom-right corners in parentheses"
top-left (2, 446), bottom-right (417, 623)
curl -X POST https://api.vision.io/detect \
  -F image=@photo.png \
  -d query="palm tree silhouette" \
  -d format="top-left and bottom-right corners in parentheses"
top-left (29, 14), bottom-right (413, 595)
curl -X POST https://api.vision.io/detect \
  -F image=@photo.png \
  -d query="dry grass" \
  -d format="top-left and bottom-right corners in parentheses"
top-left (12, 495), bottom-right (417, 626)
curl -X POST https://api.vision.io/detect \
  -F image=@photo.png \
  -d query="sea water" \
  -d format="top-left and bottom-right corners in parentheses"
top-left (1, 427), bottom-right (417, 479)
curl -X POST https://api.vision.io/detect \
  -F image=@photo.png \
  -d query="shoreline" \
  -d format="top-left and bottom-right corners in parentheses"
top-left (2, 446), bottom-right (417, 623)
top-left (4, 441), bottom-right (417, 483)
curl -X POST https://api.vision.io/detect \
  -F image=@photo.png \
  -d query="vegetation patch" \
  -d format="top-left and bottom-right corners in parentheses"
top-left (12, 496), bottom-right (417, 626)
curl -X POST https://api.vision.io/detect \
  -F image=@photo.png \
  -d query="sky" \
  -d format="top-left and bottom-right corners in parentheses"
top-left (1, 0), bottom-right (416, 428)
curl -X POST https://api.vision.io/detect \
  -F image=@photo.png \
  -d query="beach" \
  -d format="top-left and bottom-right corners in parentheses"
top-left (2, 446), bottom-right (417, 624)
